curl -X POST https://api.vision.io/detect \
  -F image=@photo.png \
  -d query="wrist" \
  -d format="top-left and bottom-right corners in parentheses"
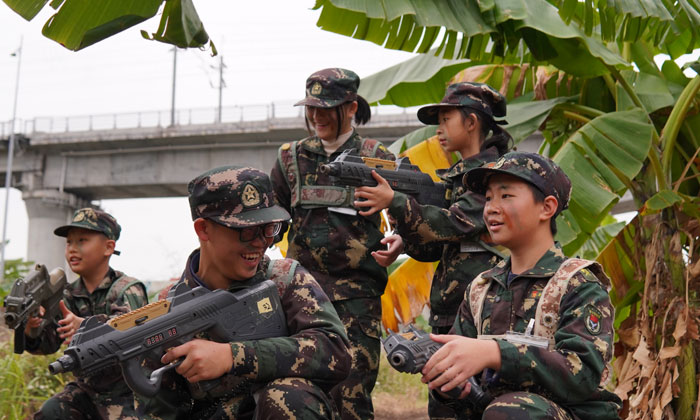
top-left (485, 339), bottom-right (502, 370)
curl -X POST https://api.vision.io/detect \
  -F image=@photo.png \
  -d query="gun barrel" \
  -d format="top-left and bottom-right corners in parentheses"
top-left (4, 312), bottom-right (18, 327)
top-left (388, 350), bottom-right (408, 370)
top-left (48, 355), bottom-right (75, 374)
top-left (318, 163), bottom-right (337, 176)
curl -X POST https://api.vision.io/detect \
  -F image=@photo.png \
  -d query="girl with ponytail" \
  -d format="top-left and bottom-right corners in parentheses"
top-left (355, 81), bottom-right (513, 331)
top-left (270, 68), bottom-right (395, 420)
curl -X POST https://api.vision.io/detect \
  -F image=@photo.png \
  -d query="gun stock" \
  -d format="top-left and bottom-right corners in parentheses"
top-left (49, 279), bottom-right (288, 397)
top-left (319, 149), bottom-right (447, 208)
top-left (3, 264), bottom-right (67, 354)
top-left (381, 325), bottom-right (493, 409)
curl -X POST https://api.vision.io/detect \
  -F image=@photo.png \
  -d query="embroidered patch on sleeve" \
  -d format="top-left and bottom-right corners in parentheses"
top-left (584, 304), bottom-right (603, 335)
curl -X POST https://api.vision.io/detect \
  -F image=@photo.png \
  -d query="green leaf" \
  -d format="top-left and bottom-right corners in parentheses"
top-left (142, 0), bottom-right (214, 51)
top-left (578, 220), bottom-right (626, 260)
top-left (358, 53), bottom-right (473, 106)
top-left (3, 0), bottom-right (212, 51)
top-left (642, 189), bottom-right (683, 213)
top-left (40, 0), bottom-right (163, 51)
top-left (617, 72), bottom-right (676, 113)
top-left (389, 126), bottom-right (437, 155)
top-left (552, 109), bottom-right (654, 253)
top-left (316, 0), bottom-right (629, 76)
top-left (503, 96), bottom-right (574, 145)
top-left (2, 0), bottom-right (49, 20)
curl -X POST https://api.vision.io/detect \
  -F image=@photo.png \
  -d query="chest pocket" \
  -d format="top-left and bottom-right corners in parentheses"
top-left (279, 137), bottom-right (382, 209)
top-left (515, 283), bottom-right (544, 322)
top-left (299, 185), bottom-right (352, 208)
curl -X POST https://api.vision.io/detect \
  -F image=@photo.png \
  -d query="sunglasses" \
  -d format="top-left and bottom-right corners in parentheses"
top-left (238, 222), bottom-right (282, 242)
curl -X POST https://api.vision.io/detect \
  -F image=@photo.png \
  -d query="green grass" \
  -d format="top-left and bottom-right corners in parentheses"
top-left (374, 352), bottom-right (429, 401)
top-left (0, 335), bottom-right (68, 420)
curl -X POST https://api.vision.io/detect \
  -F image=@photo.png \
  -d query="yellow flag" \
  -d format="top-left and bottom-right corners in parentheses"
top-left (274, 230), bottom-right (289, 258)
top-left (400, 135), bottom-right (454, 182)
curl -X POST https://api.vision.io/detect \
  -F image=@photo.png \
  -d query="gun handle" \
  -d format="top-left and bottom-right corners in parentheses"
top-left (13, 327), bottom-right (26, 354)
top-left (27, 323), bottom-right (43, 339)
top-left (149, 359), bottom-right (220, 395)
top-left (122, 356), bottom-right (168, 398)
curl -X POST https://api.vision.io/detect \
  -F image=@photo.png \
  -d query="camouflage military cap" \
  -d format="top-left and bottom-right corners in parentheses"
top-left (417, 82), bottom-right (507, 125)
top-left (188, 165), bottom-right (291, 228)
top-left (294, 68), bottom-right (360, 108)
top-left (465, 151), bottom-right (572, 215)
top-left (54, 208), bottom-right (122, 243)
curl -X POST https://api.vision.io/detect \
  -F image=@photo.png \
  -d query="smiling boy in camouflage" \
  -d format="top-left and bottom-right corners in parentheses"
top-left (139, 165), bottom-right (350, 419)
top-left (32, 208), bottom-right (148, 420)
top-left (421, 152), bottom-right (621, 419)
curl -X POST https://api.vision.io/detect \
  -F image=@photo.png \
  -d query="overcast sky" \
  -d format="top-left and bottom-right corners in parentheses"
top-left (0, 1), bottom-right (417, 282)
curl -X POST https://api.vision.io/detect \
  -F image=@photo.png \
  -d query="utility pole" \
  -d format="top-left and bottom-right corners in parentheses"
top-left (170, 47), bottom-right (178, 126)
top-left (1, 37), bottom-right (23, 282)
top-left (216, 55), bottom-right (226, 124)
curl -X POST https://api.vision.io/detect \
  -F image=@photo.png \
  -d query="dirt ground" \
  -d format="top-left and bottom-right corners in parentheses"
top-left (373, 390), bottom-right (429, 420)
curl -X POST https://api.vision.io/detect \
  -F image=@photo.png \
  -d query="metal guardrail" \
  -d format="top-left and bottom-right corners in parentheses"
top-left (1, 102), bottom-right (420, 138)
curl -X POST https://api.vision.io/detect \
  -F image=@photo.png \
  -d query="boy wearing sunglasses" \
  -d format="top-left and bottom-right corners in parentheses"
top-left (140, 165), bottom-right (350, 419)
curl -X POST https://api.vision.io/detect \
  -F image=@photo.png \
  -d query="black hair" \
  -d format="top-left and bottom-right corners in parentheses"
top-left (526, 183), bottom-right (558, 235)
top-left (457, 107), bottom-right (512, 156)
top-left (305, 96), bottom-right (372, 139)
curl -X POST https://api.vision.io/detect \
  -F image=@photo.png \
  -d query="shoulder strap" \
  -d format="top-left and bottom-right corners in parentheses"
top-left (266, 258), bottom-right (299, 284)
top-left (468, 273), bottom-right (492, 335)
top-left (533, 258), bottom-right (612, 387)
top-left (358, 137), bottom-right (381, 157)
top-left (106, 272), bottom-right (147, 304)
top-left (278, 140), bottom-right (303, 207)
top-left (533, 258), bottom-right (608, 340)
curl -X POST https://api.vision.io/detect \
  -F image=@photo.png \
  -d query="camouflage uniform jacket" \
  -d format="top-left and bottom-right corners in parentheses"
top-left (166, 249), bottom-right (351, 402)
top-left (271, 131), bottom-right (395, 301)
top-left (453, 244), bottom-right (621, 419)
top-left (26, 267), bottom-right (147, 355)
top-left (387, 146), bottom-right (501, 328)
top-left (27, 268), bottom-right (147, 395)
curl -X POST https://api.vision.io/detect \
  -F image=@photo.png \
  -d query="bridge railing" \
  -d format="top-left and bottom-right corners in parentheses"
top-left (1, 102), bottom-right (420, 137)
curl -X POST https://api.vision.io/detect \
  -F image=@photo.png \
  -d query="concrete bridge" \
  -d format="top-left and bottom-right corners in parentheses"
top-left (0, 102), bottom-right (432, 269)
top-left (3, 102), bottom-right (619, 271)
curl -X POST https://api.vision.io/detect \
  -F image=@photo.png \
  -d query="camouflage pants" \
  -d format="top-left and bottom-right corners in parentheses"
top-left (431, 391), bottom-right (574, 420)
top-left (329, 297), bottom-right (381, 420)
top-left (481, 392), bottom-right (574, 420)
top-left (34, 379), bottom-right (136, 420)
top-left (190, 377), bottom-right (337, 420)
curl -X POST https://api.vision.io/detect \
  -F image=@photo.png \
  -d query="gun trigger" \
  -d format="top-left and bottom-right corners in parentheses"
top-left (150, 359), bottom-right (182, 381)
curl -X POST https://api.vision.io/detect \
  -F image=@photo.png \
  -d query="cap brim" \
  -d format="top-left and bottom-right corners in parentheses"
top-left (465, 167), bottom-right (544, 196)
top-left (210, 205), bottom-right (291, 229)
top-left (417, 104), bottom-right (457, 125)
top-left (294, 97), bottom-right (346, 108)
top-left (53, 224), bottom-right (103, 238)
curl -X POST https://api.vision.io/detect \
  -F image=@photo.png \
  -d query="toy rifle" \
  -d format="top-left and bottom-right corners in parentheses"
top-left (49, 279), bottom-right (287, 397)
top-left (3, 264), bottom-right (67, 354)
top-left (319, 149), bottom-right (447, 207)
top-left (382, 325), bottom-right (493, 410)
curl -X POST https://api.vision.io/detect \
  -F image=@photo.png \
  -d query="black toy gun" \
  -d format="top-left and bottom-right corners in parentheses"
top-left (319, 149), bottom-right (447, 207)
top-left (49, 279), bottom-right (288, 397)
top-left (3, 264), bottom-right (67, 354)
top-left (382, 325), bottom-right (493, 410)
